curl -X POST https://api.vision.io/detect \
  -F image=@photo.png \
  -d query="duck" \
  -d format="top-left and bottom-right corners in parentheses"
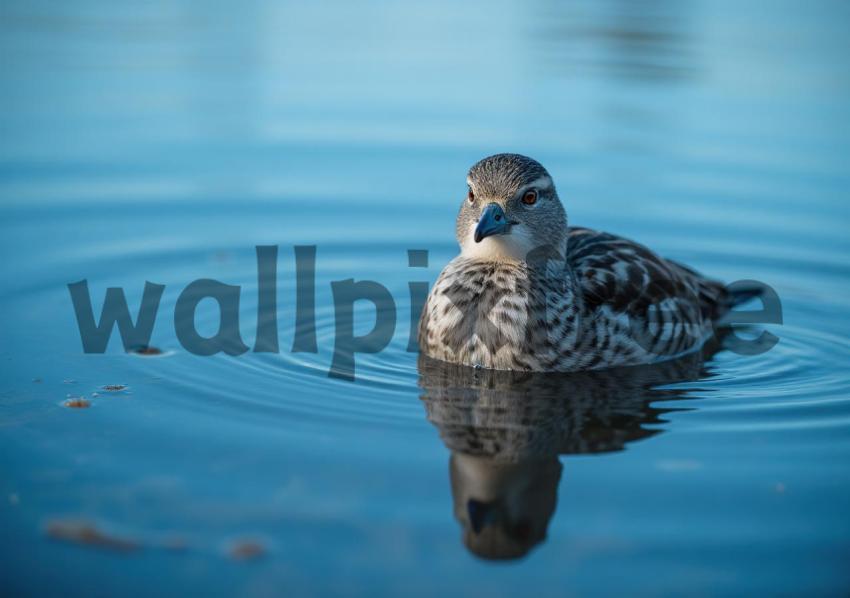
top-left (419, 153), bottom-right (739, 372)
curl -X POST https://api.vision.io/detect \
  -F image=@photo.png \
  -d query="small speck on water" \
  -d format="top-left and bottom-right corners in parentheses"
top-left (63, 397), bottom-right (91, 409)
top-left (128, 345), bottom-right (163, 356)
top-left (45, 518), bottom-right (139, 552)
top-left (228, 539), bottom-right (267, 561)
top-left (102, 384), bottom-right (128, 392)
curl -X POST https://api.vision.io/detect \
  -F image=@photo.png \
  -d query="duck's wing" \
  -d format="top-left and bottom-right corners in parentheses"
top-left (567, 227), bottom-right (727, 322)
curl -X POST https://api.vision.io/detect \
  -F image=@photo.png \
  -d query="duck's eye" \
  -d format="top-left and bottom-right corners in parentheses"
top-left (467, 188), bottom-right (475, 203)
top-left (522, 189), bottom-right (538, 205)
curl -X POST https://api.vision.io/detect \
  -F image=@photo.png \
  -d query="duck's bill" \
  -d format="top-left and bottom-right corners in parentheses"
top-left (474, 202), bottom-right (511, 243)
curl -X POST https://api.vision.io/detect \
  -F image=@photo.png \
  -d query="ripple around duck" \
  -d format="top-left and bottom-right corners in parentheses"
top-left (655, 313), bottom-right (850, 431)
top-left (110, 244), bottom-right (430, 430)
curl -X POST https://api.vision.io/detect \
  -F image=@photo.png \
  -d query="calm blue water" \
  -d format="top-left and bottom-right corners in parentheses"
top-left (2, 0), bottom-right (850, 595)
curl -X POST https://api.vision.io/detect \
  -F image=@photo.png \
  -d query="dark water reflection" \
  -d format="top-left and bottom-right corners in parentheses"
top-left (419, 340), bottom-right (719, 560)
top-left (537, 0), bottom-right (696, 82)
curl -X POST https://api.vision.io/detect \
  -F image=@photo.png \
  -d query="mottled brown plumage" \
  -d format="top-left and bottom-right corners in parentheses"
top-left (419, 153), bottom-right (731, 372)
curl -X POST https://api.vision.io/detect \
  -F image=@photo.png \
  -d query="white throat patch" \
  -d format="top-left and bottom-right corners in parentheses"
top-left (460, 220), bottom-right (536, 262)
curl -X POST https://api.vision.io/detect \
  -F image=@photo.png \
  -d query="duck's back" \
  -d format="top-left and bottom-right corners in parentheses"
top-left (564, 226), bottom-right (730, 366)
top-left (567, 227), bottom-right (728, 322)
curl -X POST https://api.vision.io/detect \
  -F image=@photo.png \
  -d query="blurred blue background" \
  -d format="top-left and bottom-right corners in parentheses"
top-left (1, 0), bottom-right (849, 595)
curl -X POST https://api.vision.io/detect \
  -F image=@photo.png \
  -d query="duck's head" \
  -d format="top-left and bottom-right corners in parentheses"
top-left (456, 153), bottom-right (567, 262)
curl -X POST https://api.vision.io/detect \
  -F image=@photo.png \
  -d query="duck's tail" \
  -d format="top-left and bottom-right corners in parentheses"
top-left (667, 258), bottom-right (764, 319)
top-left (723, 280), bottom-right (767, 310)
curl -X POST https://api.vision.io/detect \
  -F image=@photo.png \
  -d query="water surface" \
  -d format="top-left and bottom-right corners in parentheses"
top-left (1, 0), bottom-right (850, 595)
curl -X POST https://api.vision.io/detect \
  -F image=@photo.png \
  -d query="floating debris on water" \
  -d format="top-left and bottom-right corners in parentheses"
top-left (45, 519), bottom-right (139, 552)
top-left (128, 345), bottom-right (163, 356)
top-left (63, 397), bottom-right (91, 409)
top-left (101, 384), bottom-right (128, 392)
top-left (228, 539), bottom-right (267, 561)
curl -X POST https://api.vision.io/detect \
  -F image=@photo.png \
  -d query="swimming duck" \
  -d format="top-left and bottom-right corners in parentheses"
top-left (419, 153), bottom-right (735, 372)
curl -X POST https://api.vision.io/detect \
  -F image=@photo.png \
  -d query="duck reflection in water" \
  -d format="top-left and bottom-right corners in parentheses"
top-left (417, 339), bottom-right (723, 561)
